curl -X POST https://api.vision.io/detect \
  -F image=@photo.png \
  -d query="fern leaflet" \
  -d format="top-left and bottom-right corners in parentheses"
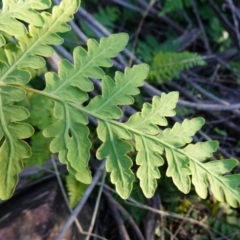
top-left (0, 0), bottom-right (79, 85)
top-left (0, 86), bottom-right (33, 199)
top-left (0, 0), bottom-right (51, 46)
top-left (185, 142), bottom-right (240, 207)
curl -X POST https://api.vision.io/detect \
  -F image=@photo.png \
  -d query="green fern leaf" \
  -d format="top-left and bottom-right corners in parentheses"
top-left (66, 173), bottom-right (88, 208)
top-left (0, 35), bottom-right (5, 47)
top-left (134, 135), bottom-right (164, 197)
top-left (122, 92), bottom-right (240, 206)
top-left (0, 86), bottom-right (33, 199)
top-left (44, 33), bottom-right (129, 104)
top-left (149, 51), bottom-right (206, 83)
top-left (97, 121), bottom-right (134, 198)
top-left (86, 64), bottom-right (149, 118)
top-left (126, 92), bottom-right (178, 134)
top-left (125, 93), bottom-right (204, 196)
top-left (43, 103), bottom-right (92, 183)
top-left (44, 62), bottom-right (149, 198)
top-left (159, 118), bottom-right (205, 147)
top-left (0, 47), bottom-right (30, 85)
top-left (0, 0), bottom-right (239, 208)
top-left (165, 149), bottom-right (192, 193)
top-left (184, 141), bottom-right (240, 207)
top-left (0, 0), bottom-right (80, 85)
top-left (0, 0), bottom-right (80, 200)
top-left (0, 0), bottom-right (51, 46)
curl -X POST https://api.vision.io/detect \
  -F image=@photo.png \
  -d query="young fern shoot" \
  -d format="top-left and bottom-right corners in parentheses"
top-left (0, 0), bottom-right (239, 208)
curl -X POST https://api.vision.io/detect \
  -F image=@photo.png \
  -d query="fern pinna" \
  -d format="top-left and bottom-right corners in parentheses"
top-left (0, 0), bottom-right (239, 207)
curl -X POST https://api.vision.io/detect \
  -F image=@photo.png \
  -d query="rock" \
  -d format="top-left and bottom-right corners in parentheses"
top-left (0, 177), bottom-right (92, 240)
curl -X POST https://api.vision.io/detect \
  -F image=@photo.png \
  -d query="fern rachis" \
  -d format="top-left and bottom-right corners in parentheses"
top-left (0, 0), bottom-right (239, 208)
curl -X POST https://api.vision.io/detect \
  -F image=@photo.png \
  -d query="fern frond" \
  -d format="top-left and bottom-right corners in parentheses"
top-left (0, 0), bottom-right (51, 47)
top-left (159, 0), bottom-right (190, 16)
top-left (0, 0), bottom-right (79, 85)
top-left (149, 51), bottom-right (206, 83)
top-left (124, 94), bottom-right (240, 206)
top-left (0, 0), bottom-right (239, 208)
top-left (40, 38), bottom-right (239, 205)
top-left (43, 60), bottom-right (148, 199)
top-left (0, 86), bottom-right (33, 199)
top-left (126, 92), bottom-right (199, 196)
